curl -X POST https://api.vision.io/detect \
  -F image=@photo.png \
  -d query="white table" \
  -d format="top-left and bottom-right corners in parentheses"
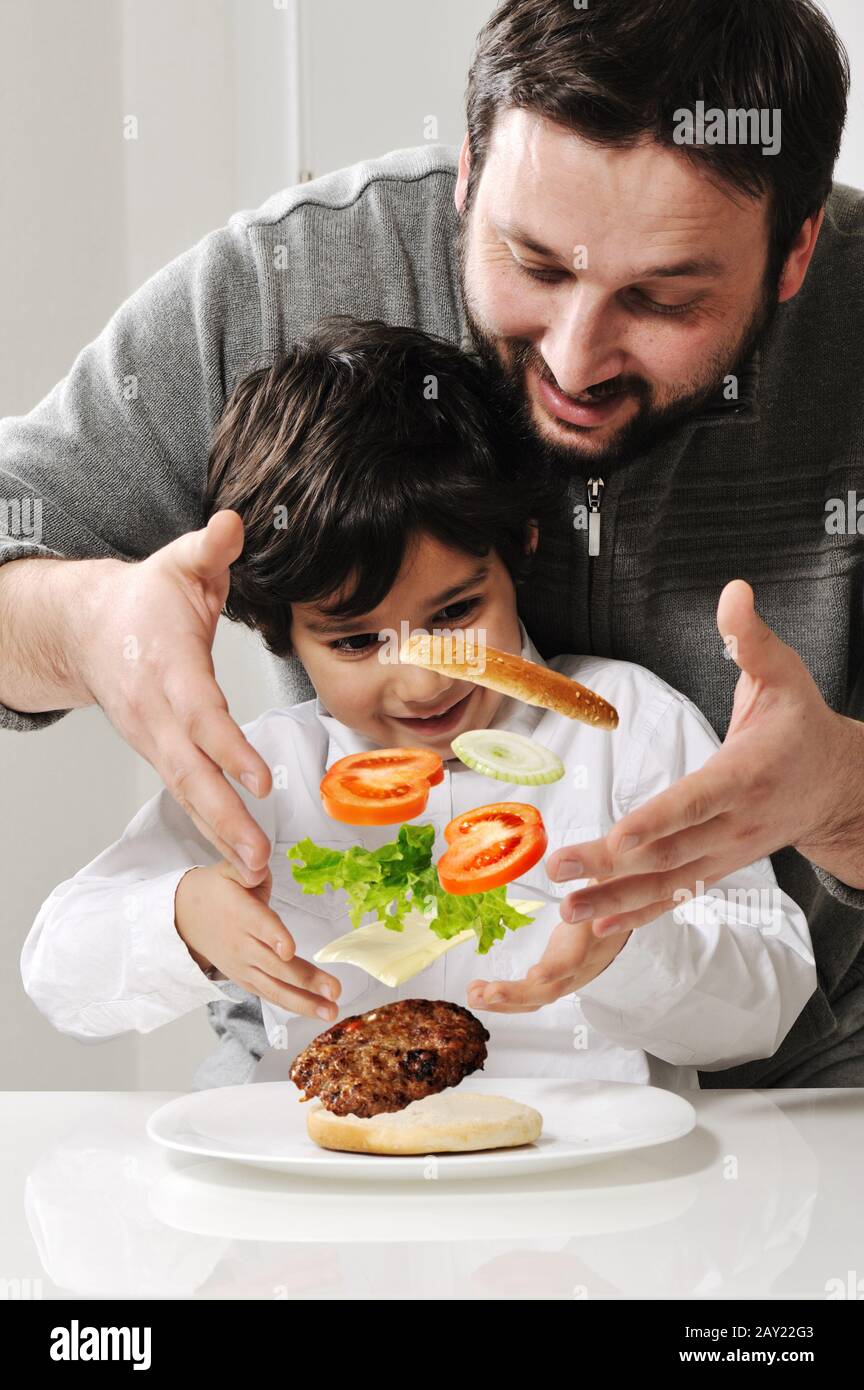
top-left (1, 1088), bottom-right (861, 1300)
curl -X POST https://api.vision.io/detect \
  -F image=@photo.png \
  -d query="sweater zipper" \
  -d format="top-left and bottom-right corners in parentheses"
top-left (587, 477), bottom-right (605, 557)
top-left (586, 477), bottom-right (605, 651)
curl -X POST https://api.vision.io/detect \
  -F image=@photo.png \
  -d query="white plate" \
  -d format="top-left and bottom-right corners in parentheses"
top-left (147, 1078), bottom-right (695, 1181)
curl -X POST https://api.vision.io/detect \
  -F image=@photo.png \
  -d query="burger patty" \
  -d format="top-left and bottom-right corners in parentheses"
top-left (290, 998), bottom-right (491, 1118)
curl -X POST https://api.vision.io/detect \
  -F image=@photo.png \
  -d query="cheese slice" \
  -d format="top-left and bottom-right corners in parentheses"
top-left (313, 901), bottom-right (546, 987)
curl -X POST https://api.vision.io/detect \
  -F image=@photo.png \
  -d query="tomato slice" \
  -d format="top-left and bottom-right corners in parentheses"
top-left (437, 801), bottom-right (547, 895)
top-left (320, 748), bottom-right (444, 826)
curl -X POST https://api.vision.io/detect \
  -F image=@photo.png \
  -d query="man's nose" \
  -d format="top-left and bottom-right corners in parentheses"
top-left (540, 285), bottom-right (626, 397)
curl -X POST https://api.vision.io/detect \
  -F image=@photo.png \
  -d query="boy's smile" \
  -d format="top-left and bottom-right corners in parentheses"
top-left (289, 533), bottom-right (524, 755)
top-left (389, 687), bottom-right (477, 738)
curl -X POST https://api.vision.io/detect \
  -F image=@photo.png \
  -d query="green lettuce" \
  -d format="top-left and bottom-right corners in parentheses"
top-left (286, 822), bottom-right (535, 954)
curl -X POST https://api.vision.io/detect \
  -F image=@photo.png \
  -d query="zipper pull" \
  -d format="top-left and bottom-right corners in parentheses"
top-left (587, 477), bottom-right (605, 558)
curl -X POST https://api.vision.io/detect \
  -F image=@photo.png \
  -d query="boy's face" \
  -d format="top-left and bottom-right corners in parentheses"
top-left (290, 534), bottom-right (523, 756)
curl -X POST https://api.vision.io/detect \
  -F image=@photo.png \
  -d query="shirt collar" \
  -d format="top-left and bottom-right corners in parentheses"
top-left (315, 617), bottom-right (546, 769)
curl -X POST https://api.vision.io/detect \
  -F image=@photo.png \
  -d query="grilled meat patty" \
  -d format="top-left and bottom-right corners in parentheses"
top-left (290, 998), bottom-right (491, 1118)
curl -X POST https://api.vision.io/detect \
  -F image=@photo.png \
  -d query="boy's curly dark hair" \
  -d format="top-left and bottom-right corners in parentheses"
top-left (203, 315), bottom-right (559, 658)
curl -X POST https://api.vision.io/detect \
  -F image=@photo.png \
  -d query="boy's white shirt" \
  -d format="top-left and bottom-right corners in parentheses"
top-left (21, 621), bottom-right (816, 1091)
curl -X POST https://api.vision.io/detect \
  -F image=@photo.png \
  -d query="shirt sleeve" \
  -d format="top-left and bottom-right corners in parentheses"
top-left (577, 683), bottom-right (818, 1070)
top-left (0, 214), bottom-right (265, 733)
top-left (20, 725), bottom-right (277, 1041)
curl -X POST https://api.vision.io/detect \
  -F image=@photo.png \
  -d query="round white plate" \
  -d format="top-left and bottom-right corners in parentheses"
top-left (147, 1077), bottom-right (696, 1181)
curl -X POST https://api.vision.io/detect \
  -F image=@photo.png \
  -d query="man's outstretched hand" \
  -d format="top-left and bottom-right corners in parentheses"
top-left (79, 510), bottom-right (273, 886)
top-left (544, 579), bottom-right (864, 941)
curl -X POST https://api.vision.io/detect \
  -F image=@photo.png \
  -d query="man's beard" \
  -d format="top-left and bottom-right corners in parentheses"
top-left (457, 214), bottom-right (779, 474)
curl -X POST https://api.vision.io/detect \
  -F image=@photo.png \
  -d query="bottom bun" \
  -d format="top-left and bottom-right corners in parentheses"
top-left (306, 1091), bottom-right (543, 1155)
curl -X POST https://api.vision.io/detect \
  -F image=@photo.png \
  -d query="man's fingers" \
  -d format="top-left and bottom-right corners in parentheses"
top-left (716, 579), bottom-right (801, 686)
top-left (179, 803), bottom-right (256, 882)
top-left (589, 850), bottom-right (755, 937)
top-left (587, 863), bottom-right (735, 938)
top-left (184, 700), bottom-right (272, 799)
top-left (560, 853), bottom-right (723, 924)
top-left (592, 897), bottom-right (680, 939)
top-left (163, 660), bottom-right (273, 798)
top-left (605, 761), bottom-right (741, 856)
top-left (216, 859), bottom-right (274, 907)
top-left (547, 761), bottom-right (738, 882)
top-left (589, 814), bottom-right (736, 884)
top-left (157, 732), bottom-right (272, 884)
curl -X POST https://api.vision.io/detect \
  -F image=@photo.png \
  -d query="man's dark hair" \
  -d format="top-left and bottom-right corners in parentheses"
top-left (466, 0), bottom-right (850, 288)
top-left (203, 316), bottom-right (556, 658)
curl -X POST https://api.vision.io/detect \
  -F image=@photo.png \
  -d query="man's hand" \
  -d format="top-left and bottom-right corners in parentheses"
top-left (546, 580), bottom-right (864, 939)
top-left (467, 881), bottom-right (628, 1012)
top-left (78, 511), bottom-right (274, 886)
top-left (175, 859), bottom-right (342, 1020)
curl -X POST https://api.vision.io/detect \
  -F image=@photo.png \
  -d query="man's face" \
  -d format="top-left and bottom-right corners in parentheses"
top-left (457, 108), bottom-right (778, 470)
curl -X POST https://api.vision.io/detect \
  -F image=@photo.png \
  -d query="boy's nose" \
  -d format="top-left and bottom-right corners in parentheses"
top-left (390, 661), bottom-right (459, 711)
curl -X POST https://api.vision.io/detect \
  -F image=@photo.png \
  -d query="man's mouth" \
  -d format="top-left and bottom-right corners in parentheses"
top-left (390, 690), bottom-right (474, 735)
top-left (534, 369), bottom-right (629, 428)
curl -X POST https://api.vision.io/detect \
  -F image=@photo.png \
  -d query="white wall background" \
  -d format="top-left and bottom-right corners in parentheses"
top-left (823, 0), bottom-right (864, 186)
top-left (0, 0), bottom-right (860, 1090)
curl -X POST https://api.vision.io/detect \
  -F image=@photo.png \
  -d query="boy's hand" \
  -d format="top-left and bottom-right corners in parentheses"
top-left (174, 859), bottom-right (342, 1020)
top-left (466, 880), bottom-right (629, 1012)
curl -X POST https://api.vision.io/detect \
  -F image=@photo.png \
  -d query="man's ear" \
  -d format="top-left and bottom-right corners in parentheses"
top-left (778, 207), bottom-right (826, 303)
top-left (525, 521), bottom-right (540, 556)
top-left (454, 133), bottom-right (471, 215)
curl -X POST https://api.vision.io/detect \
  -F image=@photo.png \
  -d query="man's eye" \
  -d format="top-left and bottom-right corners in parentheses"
top-left (436, 597), bottom-right (479, 623)
top-left (330, 633), bottom-right (378, 655)
top-left (514, 254), bottom-right (697, 316)
top-left (515, 260), bottom-right (565, 284)
top-left (629, 290), bottom-right (698, 318)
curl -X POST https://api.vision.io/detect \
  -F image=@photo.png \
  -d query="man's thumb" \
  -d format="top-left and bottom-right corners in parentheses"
top-left (185, 510), bottom-right (245, 581)
top-left (217, 857), bottom-right (272, 904)
top-left (716, 579), bottom-right (795, 683)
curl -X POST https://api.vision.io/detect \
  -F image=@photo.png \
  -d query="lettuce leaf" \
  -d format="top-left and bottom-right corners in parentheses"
top-left (286, 823), bottom-right (535, 954)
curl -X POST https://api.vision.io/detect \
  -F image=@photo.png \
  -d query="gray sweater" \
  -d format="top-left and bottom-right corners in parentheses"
top-left (2, 144), bottom-right (863, 1088)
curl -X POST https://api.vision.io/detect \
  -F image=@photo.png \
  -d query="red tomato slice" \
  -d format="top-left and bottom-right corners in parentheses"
top-left (320, 748), bottom-right (444, 826)
top-left (437, 801), bottom-right (547, 895)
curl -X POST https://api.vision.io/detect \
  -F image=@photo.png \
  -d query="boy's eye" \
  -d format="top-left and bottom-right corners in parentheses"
top-left (436, 597), bottom-right (479, 622)
top-left (330, 632), bottom-right (379, 656)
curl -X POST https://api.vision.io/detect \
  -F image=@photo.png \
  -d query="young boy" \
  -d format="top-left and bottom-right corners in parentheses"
top-left (21, 317), bottom-right (816, 1092)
